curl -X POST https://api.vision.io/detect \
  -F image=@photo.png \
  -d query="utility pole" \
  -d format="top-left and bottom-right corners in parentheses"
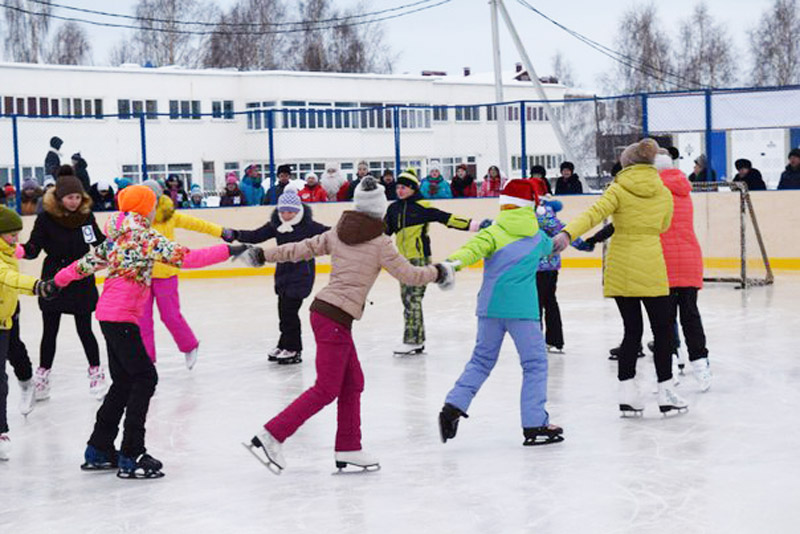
top-left (489, 0), bottom-right (509, 176)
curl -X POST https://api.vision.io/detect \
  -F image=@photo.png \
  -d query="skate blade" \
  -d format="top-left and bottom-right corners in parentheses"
top-left (333, 462), bottom-right (381, 475)
top-left (523, 435), bottom-right (565, 446)
top-left (276, 357), bottom-right (302, 365)
top-left (242, 441), bottom-right (283, 475)
top-left (392, 347), bottom-right (425, 357)
top-left (80, 463), bottom-right (117, 472)
top-left (116, 470), bottom-right (165, 480)
top-left (619, 405), bottom-right (644, 418)
top-left (659, 406), bottom-right (689, 416)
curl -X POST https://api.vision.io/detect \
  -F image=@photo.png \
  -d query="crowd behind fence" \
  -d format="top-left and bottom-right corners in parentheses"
top-left (2, 84), bottom-right (800, 213)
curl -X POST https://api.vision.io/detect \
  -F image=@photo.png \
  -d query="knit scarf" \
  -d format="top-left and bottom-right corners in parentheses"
top-left (277, 205), bottom-right (305, 234)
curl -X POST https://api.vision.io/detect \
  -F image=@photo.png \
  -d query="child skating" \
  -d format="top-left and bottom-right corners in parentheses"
top-left (222, 189), bottom-right (329, 364)
top-left (244, 177), bottom-right (454, 473)
top-left (438, 179), bottom-right (564, 447)
top-left (54, 185), bottom-right (254, 478)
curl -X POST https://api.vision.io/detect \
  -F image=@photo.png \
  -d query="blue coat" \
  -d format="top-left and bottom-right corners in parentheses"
top-left (235, 205), bottom-right (329, 299)
top-left (420, 176), bottom-right (453, 199)
top-left (240, 176), bottom-right (266, 206)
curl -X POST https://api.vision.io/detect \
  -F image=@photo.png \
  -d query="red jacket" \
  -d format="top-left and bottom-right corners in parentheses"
top-left (298, 184), bottom-right (328, 203)
top-left (659, 168), bottom-right (703, 288)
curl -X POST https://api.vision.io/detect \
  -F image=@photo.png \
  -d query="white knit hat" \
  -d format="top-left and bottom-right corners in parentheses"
top-left (354, 176), bottom-right (387, 219)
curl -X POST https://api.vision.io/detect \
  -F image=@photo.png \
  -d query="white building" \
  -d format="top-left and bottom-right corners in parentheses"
top-left (0, 62), bottom-right (568, 192)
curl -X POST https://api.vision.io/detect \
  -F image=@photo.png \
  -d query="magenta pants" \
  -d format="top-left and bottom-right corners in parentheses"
top-left (139, 276), bottom-right (199, 362)
top-left (265, 311), bottom-right (364, 452)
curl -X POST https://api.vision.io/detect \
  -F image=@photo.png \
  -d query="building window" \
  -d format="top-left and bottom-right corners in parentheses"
top-left (3, 97), bottom-right (13, 114)
top-left (118, 99), bottom-right (131, 119)
top-left (212, 100), bottom-right (234, 119)
top-left (122, 164), bottom-right (141, 183)
top-left (295, 162), bottom-right (326, 182)
top-left (145, 164), bottom-right (167, 182)
top-left (433, 106), bottom-right (448, 122)
top-left (145, 100), bottom-right (157, 119)
top-left (27, 97), bottom-right (37, 117)
top-left (60, 98), bottom-right (69, 117)
top-left (132, 100), bottom-right (144, 118)
top-left (51, 99), bottom-right (59, 116)
top-left (455, 105), bottom-right (480, 122)
top-left (191, 100), bottom-right (201, 120)
top-left (16, 98), bottom-right (25, 116)
top-left (223, 100), bottom-right (234, 119)
top-left (168, 100), bottom-right (200, 120)
top-left (73, 98), bottom-right (82, 118)
top-left (169, 100), bottom-right (179, 119)
top-left (39, 97), bottom-right (49, 117)
top-left (180, 101), bottom-right (190, 119)
top-left (167, 163), bottom-right (193, 188)
top-left (94, 99), bottom-right (103, 119)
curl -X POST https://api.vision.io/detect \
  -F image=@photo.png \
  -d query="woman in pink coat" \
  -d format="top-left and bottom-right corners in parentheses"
top-left (655, 149), bottom-right (712, 392)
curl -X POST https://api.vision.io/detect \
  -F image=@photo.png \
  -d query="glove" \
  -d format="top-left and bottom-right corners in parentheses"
top-left (221, 228), bottom-right (238, 243)
top-left (230, 244), bottom-right (266, 267)
top-left (551, 232), bottom-right (571, 254)
top-left (434, 260), bottom-right (460, 291)
top-left (571, 238), bottom-right (594, 252)
top-left (479, 219), bottom-right (493, 230)
top-left (34, 279), bottom-right (59, 301)
top-left (14, 243), bottom-right (25, 259)
top-left (228, 244), bottom-right (249, 258)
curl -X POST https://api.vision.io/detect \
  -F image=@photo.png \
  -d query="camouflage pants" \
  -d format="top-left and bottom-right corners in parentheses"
top-left (400, 258), bottom-right (429, 345)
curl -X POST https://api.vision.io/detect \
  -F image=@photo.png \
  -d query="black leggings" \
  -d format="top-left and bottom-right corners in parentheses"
top-left (7, 305), bottom-right (32, 382)
top-left (40, 312), bottom-right (101, 369)
top-left (614, 296), bottom-right (675, 383)
top-left (277, 296), bottom-right (304, 352)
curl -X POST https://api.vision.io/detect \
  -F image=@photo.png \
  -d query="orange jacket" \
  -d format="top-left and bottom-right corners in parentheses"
top-left (659, 168), bottom-right (703, 288)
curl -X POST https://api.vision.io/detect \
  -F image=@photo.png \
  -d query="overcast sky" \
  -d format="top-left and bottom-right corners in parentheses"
top-left (28, 0), bottom-right (769, 93)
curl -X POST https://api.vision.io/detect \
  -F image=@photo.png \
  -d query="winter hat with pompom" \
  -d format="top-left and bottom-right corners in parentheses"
top-left (619, 138), bottom-right (660, 168)
top-left (354, 176), bottom-right (388, 219)
top-left (225, 172), bottom-right (238, 185)
top-left (276, 190), bottom-right (304, 233)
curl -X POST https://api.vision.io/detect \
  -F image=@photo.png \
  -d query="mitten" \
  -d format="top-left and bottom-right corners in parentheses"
top-left (14, 243), bottom-right (25, 259)
top-left (571, 238), bottom-right (594, 252)
top-left (34, 279), bottom-right (59, 301)
top-left (221, 228), bottom-right (239, 243)
top-left (551, 232), bottom-right (571, 254)
top-left (479, 219), bottom-right (493, 229)
top-left (434, 260), bottom-right (460, 291)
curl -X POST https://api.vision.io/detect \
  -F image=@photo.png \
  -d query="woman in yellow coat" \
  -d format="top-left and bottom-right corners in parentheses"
top-left (552, 139), bottom-right (687, 416)
top-left (141, 181), bottom-right (223, 369)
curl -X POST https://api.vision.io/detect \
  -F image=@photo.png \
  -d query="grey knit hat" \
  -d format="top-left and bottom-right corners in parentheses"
top-left (354, 176), bottom-right (388, 219)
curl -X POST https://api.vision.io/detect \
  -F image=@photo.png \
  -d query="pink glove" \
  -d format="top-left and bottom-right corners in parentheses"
top-left (14, 244), bottom-right (24, 259)
top-left (54, 265), bottom-right (79, 288)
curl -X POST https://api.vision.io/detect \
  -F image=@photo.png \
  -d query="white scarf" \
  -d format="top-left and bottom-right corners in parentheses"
top-left (277, 205), bottom-right (304, 233)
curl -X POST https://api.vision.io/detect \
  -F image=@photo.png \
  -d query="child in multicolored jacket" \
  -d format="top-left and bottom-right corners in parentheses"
top-left (54, 185), bottom-right (252, 479)
top-left (438, 180), bottom-right (564, 447)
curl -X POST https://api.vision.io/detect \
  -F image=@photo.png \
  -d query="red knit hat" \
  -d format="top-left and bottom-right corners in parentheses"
top-left (499, 179), bottom-right (538, 208)
top-left (118, 184), bottom-right (157, 216)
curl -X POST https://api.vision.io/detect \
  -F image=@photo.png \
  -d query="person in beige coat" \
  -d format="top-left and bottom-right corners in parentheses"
top-left (245, 177), bottom-right (455, 474)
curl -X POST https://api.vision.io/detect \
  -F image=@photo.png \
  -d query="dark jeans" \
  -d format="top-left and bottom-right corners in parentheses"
top-left (614, 296), bottom-right (675, 383)
top-left (40, 311), bottom-right (101, 369)
top-left (7, 305), bottom-right (32, 382)
top-left (536, 270), bottom-right (564, 349)
top-left (88, 322), bottom-right (158, 458)
top-left (669, 287), bottom-right (708, 361)
top-left (278, 296), bottom-right (304, 352)
top-left (0, 329), bottom-right (10, 433)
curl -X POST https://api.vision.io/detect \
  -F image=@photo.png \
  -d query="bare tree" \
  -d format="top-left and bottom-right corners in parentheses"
top-left (674, 2), bottom-right (737, 88)
top-left (129, 0), bottom-right (216, 67)
top-left (203, 0), bottom-right (287, 70)
top-left (46, 22), bottom-right (92, 65)
top-left (750, 0), bottom-right (800, 86)
top-left (108, 39), bottom-right (137, 66)
top-left (3, 0), bottom-right (52, 63)
top-left (551, 50), bottom-right (575, 87)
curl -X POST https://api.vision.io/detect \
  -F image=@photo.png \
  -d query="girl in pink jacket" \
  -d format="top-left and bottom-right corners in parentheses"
top-left (54, 185), bottom-right (252, 479)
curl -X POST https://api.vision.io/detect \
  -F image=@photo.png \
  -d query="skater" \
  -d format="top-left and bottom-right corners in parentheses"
top-left (438, 179), bottom-right (563, 446)
top-left (140, 180), bottom-right (223, 368)
top-left (18, 166), bottom-right (108, 401)
top-left (244, 177), bottom-right (453, 473)
top-left (53, 184), bottom-right (253, 478)
top-left (44, 136), bottom-right (63, 178)
top-left (222, 189), bottom-right (329, 365)
top-left (384, 169), bottom-right (485, 355)
top-left (0, 205), bottom-right (59, 460)
top-left (552, 138), bottom-right (687, 416)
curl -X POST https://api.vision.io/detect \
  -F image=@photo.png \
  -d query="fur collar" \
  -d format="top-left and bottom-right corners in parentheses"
top-left (43, 188), bottom-right (93, 229)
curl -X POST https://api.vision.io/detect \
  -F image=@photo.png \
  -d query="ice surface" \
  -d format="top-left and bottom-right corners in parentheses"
top-left (2, 270), bottom-right (800, 533)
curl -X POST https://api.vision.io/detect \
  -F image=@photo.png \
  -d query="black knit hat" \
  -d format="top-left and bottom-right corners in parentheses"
top-left (560, 161), bottom-right (575, 172)
top-left (277, 164), bottom-right (292, 176)
top-left (789, 148), bottom-right (800, 159)
top-left (735, 159), bottom-right (752, 170)
top-left (0, 205), bottom-right (23, 234)
top-left (397, 168), bottom-right (420, 190)
top-left (50, 136), bottom-right (63, 149)
top-left (667, 146), bottom-right (680, 160)
top-left (530, 165), bottom-right (546, 178)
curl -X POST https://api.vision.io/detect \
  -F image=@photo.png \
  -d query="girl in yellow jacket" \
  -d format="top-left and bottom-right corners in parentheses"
top-left (141, 181), bottom-right (223, 368)
top-left (552, 139), bottom-right (688, 417)
top-left (0, 206), bottom-right (59, 460)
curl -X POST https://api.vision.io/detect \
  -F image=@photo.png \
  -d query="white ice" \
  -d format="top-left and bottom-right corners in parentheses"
top-left (2, 270), bottom-right (800, 534)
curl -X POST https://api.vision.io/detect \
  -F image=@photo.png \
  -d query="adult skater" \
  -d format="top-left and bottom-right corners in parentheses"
top-left (141, 180), bottom-right (223, 368)
top-left (19, 166), bottom-right (108, 401)
top-left (54, 185), bottom-right (254, 478)
top-left (438, 179), bottom-right (563, 446)
top-left (245, 177), bottom-right (454, 473)
top-left (384, 169), bottom-right (484, 355)
top-left (552, 138), bottom-right (687, 416)
top-left (0, 206), bottom-right (59, 460)
top-left (222, 189), bottom-right (329, 364)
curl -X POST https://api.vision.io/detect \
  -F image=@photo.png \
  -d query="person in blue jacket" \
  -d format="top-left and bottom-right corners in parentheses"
top-left (222, 190), bottom-right (328, 364)
top-left (240, 164), bottom-right (266, 206)
top-left (420, 163), bottom-right (453, 199)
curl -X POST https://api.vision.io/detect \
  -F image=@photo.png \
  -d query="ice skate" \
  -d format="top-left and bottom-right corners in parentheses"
top-left (522, 424), bottom-right (564, 446)
top-left (244, 429), bottom-right (285, 474)
top-left (81, 444), bottom-right (118, 472)
top-left (0, 434), bottom-right (10, 461)
top-left (184, 346), bottom-right (199, 370)
top-left (18, 378), bottom-right (35, 416)
top-left (690, 358), bottom-right (712, 392)
top-left (267, 347), bottom-right (282, 362)
top-left (334, 450), bottom-right (381, 474)
top-left (657, 381), bottom-right (689, 415)
top-left (88, 366), bottom-right (109, 400)
top-left (619, 378), bottom-right (644, 417)
top-left (116, 453), bottom-right (165, 479)
top-left (547, 345), bottom-right (564, 354)
top-left (438, 403), bottom-right (468, 443)
top-left (275, 350), bottom-right (302, 365)
top-left (34, 367), bottom-right (50, 401)
top-left (393, 343), bottom-right (425, 356)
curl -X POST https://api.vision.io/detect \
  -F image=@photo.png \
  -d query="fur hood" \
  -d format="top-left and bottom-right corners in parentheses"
top-left (43, 188), bottom-right (93, 228)
top-left (336, 210), bottom-right (386, 245)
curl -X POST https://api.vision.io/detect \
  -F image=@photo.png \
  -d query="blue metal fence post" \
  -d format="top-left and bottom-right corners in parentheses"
top-left (641, 93), bottom-right (649, 138)
top-left (520, 101), bottom-right (527, 177)
top-left (139, 114), bottom-right (148, 182)
top-left (704, 89), bottom-right (713, 181)
top-left (11, 115), bottom-right (21, 213)
top-left (393, 106), bottom-right (401, 176)
top-left (267, 109), bottom-right (276, 191)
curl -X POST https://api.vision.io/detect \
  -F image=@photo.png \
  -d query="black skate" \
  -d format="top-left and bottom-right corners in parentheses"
top-left (80, 445), bottom-right (118, 472)
top-left (276, 350), bottom-right (302, 365)
top-left (116, 453), bottom-right (165, 479)
top-left (523, 425), bottom-right (564, 446)
top-left (393, 343), bottom-right (425, 356)
top-left (438, 403), bottom-right (468, 444)
top-left (608, 345), bottom-right (645, 361)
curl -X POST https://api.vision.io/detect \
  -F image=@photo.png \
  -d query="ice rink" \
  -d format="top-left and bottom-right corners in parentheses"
top-left (2, 269), bottom-right (800, 534)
